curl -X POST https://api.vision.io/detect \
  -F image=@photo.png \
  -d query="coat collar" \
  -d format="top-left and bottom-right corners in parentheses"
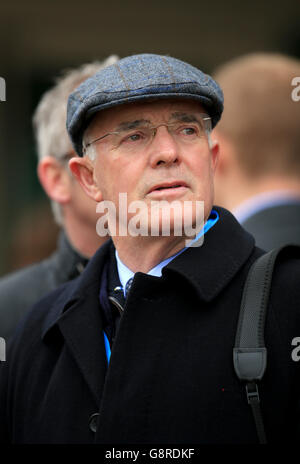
top-left (51, 230), bottom-right (89, 279)
top-left (162, 206), bottom-right (255, 302)
top-left (41, 239), bottom-right (113, 337)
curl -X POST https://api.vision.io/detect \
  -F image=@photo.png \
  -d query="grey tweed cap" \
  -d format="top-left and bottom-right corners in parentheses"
top-left (67, 53), bottom-right (224, 156)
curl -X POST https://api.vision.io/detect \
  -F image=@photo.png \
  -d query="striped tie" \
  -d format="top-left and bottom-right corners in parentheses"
top-left (125, 277), bottom-right (133, 297)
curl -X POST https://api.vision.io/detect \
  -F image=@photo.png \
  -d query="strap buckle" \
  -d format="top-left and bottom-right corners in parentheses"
top-left (246, 382), bottom-right (260, 404)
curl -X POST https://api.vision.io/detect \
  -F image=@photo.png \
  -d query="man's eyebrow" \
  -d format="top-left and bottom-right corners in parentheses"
top-left (170, 112), bottom-right (201, 123)
top-left (115, 119), bottom-right (151, 131)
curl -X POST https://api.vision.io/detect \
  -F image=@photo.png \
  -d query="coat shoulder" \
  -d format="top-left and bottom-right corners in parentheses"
top-left (264, 246), bottom-right (300, 340)
top-left (0, 256), bottom-right (60, 339)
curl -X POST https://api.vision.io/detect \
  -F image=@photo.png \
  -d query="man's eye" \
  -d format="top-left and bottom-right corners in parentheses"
top-left (123, 132), bottom-right (145, 143)
top-left (181, 126), bottom-right (198, 136)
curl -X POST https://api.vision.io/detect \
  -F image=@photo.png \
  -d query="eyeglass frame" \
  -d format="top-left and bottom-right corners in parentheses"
top-left (82, 113), bottom-right (212, 155)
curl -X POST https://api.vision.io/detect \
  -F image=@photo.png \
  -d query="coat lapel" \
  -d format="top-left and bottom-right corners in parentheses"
top-left (41, 240), bottom-right (113, 405)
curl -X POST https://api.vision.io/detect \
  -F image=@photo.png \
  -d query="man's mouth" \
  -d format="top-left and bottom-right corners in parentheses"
top-left (148, 181), bottom-right (188, 194)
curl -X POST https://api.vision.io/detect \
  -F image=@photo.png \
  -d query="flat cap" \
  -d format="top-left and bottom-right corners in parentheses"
top-left (67, 53), bottom-right (224, 156)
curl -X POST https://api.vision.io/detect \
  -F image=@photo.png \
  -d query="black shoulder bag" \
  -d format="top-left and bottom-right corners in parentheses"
top-left (233, 245), bottom-right (298, 444)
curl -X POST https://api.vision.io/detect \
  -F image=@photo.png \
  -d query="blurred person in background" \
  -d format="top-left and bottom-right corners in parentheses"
top-left (0, 55), bottom-right (118, 340)
top-left (213, 53), bottom-right (300, 250)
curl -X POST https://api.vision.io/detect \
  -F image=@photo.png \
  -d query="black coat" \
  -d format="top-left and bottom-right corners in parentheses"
top-left (0, 207), bottom-right (299, 444)
top-left (0, 231), bottom-right (88, 340)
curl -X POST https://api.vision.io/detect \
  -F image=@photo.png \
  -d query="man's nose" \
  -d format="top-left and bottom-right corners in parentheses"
top-left (148, 125), bottom-right (180, 167)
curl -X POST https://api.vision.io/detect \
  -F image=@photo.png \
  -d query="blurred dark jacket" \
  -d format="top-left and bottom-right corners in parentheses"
top-left (0, 231), bottom-right (88, 340)
top-left (242, 202), bottom-right (300, 251)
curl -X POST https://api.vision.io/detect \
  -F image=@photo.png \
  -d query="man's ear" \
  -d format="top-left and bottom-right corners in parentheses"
top-left (212, 129), bottom-right (233, 176)
top-left (210, 137), bottom-right (220, 173)
top-left (69, 156), bottom-right (102, 202)
top-left (37, 156), bottom-right (72, 204)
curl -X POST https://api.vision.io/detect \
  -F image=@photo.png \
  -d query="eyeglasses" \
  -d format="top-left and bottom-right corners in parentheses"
top-left (83, 114), bottom-right (212, 155)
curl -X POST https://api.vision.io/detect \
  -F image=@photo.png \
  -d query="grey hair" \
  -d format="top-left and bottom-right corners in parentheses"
top-left (32, 55), bottom-right (119, 225)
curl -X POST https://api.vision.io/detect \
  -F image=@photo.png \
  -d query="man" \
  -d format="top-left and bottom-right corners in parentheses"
top-left (213, 53), bottom-right (300, 250)
top-left (0, 54), bottom-right (299, 444)
top-left (0, 56), bottom-right (118, 340)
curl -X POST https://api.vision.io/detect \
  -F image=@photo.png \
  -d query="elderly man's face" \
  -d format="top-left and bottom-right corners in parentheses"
top-left (76, 100), bottom-right (219, 235)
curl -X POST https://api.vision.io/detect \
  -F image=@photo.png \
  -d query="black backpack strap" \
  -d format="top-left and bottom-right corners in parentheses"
top-left (233, 245), bottom-right (293, 444)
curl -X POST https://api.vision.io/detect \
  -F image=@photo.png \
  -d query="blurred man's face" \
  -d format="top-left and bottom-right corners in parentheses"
top-left (80, 99), bottom-right (219, 235)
